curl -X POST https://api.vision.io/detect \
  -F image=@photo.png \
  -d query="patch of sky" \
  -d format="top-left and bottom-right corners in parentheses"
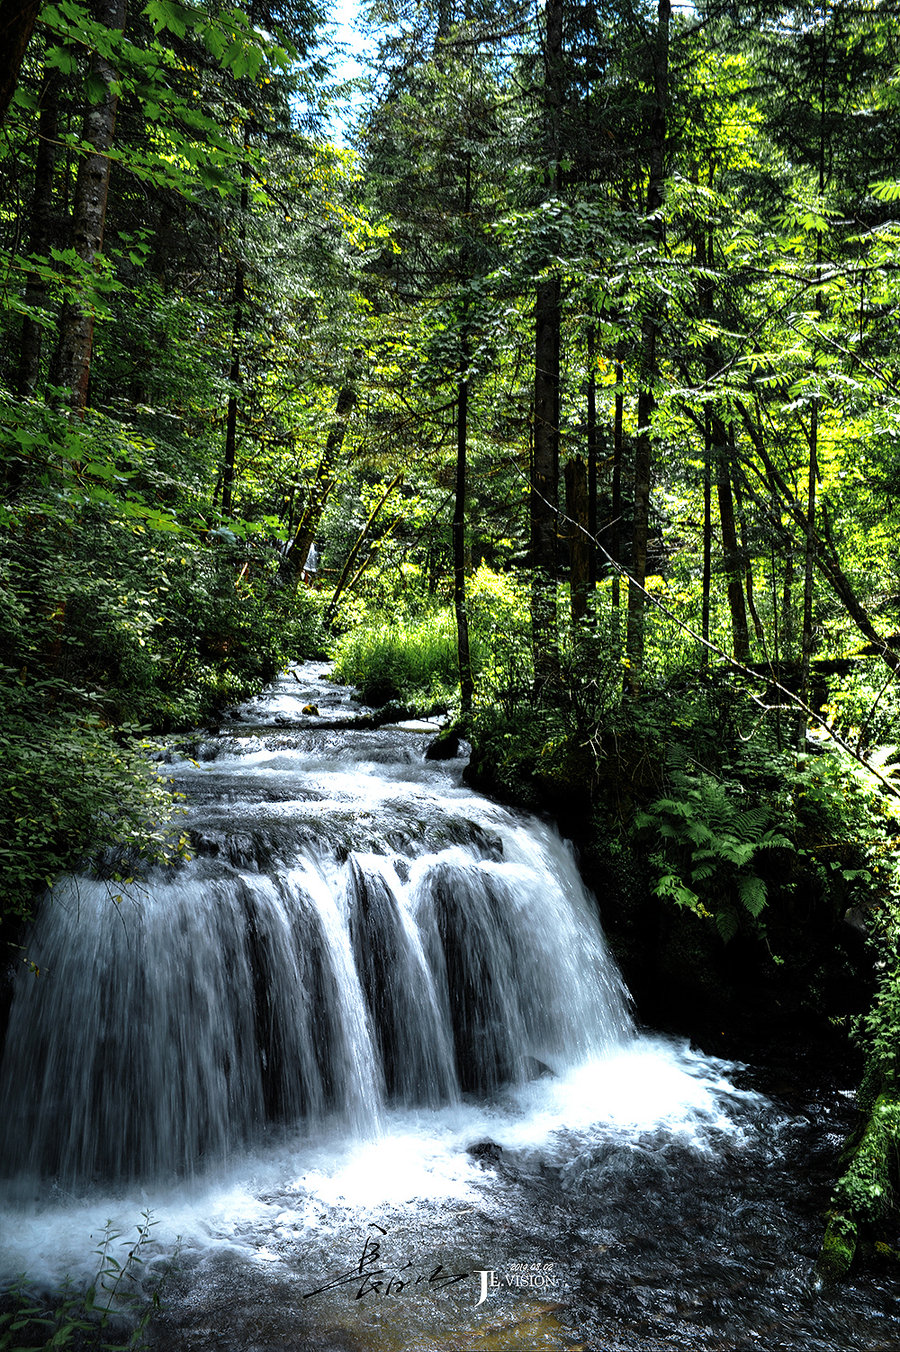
top-left (324, 0), bottom-right (372, 145)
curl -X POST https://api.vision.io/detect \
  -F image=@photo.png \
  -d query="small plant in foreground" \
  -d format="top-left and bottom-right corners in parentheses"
top-left (0, 1212), bottom-right (172, 1351)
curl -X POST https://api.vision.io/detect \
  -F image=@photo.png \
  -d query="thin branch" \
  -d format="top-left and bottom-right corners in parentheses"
top-left (529, 461), bottom-right (900, 800)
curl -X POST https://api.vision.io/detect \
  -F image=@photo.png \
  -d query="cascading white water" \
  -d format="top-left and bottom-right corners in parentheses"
top-left (13, 669), bottom-right (882, 1352)
top-left (0, 667), bottom-right (633, 1189)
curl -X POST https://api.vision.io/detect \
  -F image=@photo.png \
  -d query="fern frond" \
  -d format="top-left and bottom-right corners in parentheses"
top-left (684, 820), bottom-right (715, 846)
top-left (716, 838), bottom-right (755, 867)
top-left (757, 831), bottom-right (794, 851)
top-left (737, 873), bottom-right (768, 918)
top-left (658, 798), bottom-right (694, 818)
top-left (732, 807), bottom-right (769, 842)
top-left (716, 908), bottom-right (739, 942)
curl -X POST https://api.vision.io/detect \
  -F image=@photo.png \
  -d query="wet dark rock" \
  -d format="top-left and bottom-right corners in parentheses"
top-left (425, 730), bottom-right (460, 760)
top-left (524, 1055), bottom-right (554, 1080)
top-left (467, 1139), bottom-right (504, 1166)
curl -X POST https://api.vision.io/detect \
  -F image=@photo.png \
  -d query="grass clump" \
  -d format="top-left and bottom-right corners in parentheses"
top-left (332, 609), bottom-right (467, 708)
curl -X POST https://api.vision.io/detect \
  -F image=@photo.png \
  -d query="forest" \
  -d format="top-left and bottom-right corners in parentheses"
top-left (2, 0), bottom-right (900, 1332)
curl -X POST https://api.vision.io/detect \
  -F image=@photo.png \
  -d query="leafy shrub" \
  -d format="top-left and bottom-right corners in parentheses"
top-left (823, 670), bottom-right (900, 754)
top-left (467, 566), bottom-right (532, 703)
top-left (332, 609), bottom-right (472, 706)
top-left (857, 966), bottom-right (900, 1103)
top-left (466, 698), bottom-right (572, 808)
top-left (0, 466), bottom-right (326, 920)
top-left (0, 671), bottom-right (189, 925)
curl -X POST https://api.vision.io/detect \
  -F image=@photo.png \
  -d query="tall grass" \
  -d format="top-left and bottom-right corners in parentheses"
top-left (332, 610), bottom-right (466, 706)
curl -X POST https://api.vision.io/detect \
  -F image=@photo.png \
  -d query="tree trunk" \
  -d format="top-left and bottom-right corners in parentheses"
top-left (696, 213), bottom-right (712, 665)
top-left (532, 274), bottom-right (561, 686)
top-left (610, 354), bottom-right (624, 618)
top-left (0, 0), bottom-right (41, 128)
top-left (737, 397), bottom-right (900, 674)
top-left (627, 346), bottom-right (655, 682)
top-left (324, 474), bottom-right (403, 625)
top-left (49, 0), bottom-right (127, 412)
top-left (221, 257), bottom-right (245, 516)
top-left (586, 325), bottom-right (598, 587)
top-left (696, 200), bottom-right (749, 663)
top-left (713, 417), bottom-right (751, 662)
top-left (701, 411), bottom-right (712, 663)
top-left (732, 458), bottom-right (766, 648)
top-left (454, 369), bottom-right (474, 712)
top-left (782, 552), bottom-right (795, 656)
top-left (530, 0), bottom-right (564, 689)
top-left (565, 456), bottom-right (589, 624)
top-left (453, 151), bottom-right (474, 714)
top-left (771, 546), bottom-right (783, 750)
top-left (281, 377), bottom-right (358, 582)
top-left (17, 69), bottom-right (62, 398)
top-left (625, 0), bottom-right (669, 687)
top-left (800, 399), bottom-right (818, 710)
top-left (798, 0), bottom-right (828, 736)
top-left (219, 143), bottom-right (251, 517)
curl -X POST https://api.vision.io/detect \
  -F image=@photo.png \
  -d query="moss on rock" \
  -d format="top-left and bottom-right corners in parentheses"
top-left (820, 1087), bottom-right (900, 1278)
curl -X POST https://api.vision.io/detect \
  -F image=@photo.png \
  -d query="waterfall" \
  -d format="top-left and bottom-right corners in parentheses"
top-left (0, 667), bottom-right (632, 1188)
top-left (6, 670), bottom-right (881, 1352)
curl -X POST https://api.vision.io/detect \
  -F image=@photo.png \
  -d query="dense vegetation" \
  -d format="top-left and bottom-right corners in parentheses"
top-left (2, 0), bottom-right (900, 1290)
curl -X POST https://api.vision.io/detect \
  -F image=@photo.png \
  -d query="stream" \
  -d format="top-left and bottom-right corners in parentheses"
top-left (1, 664), bottom-right (898, 1351)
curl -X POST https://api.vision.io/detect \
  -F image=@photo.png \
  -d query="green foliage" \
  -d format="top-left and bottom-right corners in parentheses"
top-left (824, 771), bottom-right (900, 1263)
top-left (831, 1091), bottom-right (900, 1226)
top-left (636, 771), bottom-right (793, 941)
top-left (466, 605), bottom-right (627, 810)
top-left (330, 565), bottom-right (532, 710)
top-left (822, 672), bottom-right (900, 755)
top-left (857, 967), bottom-right (900, 1101)
top-left (331, 608), bottom-right (466, 707)
top-left (0, 430), bottom-right (325, 920)
top-left (467, 697), bottom-right (571, 809)
top-left (0, 672), bottom-right (188, 925)
top-left (466, 565), bottom-right (532, 702)
top-left (0, 1212), bottom-right (168, 1350)
top-left (791, 751), bottom-right (900, 914)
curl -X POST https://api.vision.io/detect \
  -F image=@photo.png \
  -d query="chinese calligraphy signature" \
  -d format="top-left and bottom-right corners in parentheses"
top-left (303, 1224), bottom-right (471, 1302)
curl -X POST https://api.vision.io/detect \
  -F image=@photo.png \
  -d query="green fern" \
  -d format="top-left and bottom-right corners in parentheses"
top-left (636, 773), bottom-right (794, 941)
top-left (716, 908), bottom-right (739, 943)
top-left (737, 873), bottom-right (768, 918)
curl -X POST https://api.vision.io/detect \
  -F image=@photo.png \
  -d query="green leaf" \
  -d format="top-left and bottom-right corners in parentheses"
top-left (737, 873), bottom-right (767, 918)
top-left (143, 0), bottom-right (188, 37)
top-left (871, 179), bottom-right (900, 202)
top-left (44, 45), bottom-right (80, 74)
top-left (716, 908), bottom-right (739, 943)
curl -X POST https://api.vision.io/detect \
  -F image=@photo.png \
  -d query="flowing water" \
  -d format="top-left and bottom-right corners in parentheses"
top-left (1, 666), bottom-right (898, 1350)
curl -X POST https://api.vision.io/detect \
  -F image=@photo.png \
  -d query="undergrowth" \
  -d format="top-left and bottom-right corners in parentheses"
top-left (0, 504), bottom-right (324, 923)
top-left (0, 1213), bottom-right (172, 1351)
top-left (470, 639), bottom-right (900, 1273)
top-left (331, 609), bottom-right (474, 707)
